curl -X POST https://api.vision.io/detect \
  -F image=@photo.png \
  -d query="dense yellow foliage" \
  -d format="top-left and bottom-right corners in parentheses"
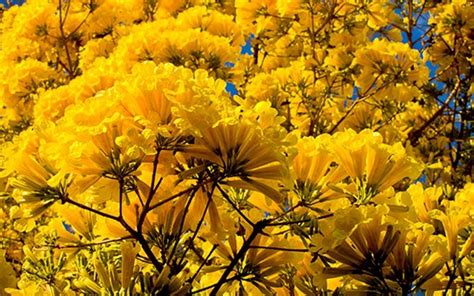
top-left (0, 0), bottom-right (472, 295)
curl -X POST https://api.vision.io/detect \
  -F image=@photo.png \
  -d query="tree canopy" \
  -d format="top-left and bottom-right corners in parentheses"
top-left (0, 0), bottom-right (472, 295)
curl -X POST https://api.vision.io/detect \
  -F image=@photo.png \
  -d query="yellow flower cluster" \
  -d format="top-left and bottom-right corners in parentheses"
top-left (0, 0), bottom-right (472, 295)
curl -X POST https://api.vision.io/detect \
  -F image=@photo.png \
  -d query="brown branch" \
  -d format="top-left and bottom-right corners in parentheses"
top-left (119, 216), bottom-right (163, 272)
top-left (137, 149), bottom-right (161, 231)
top-left (165, 185), bottom-right (199, 266)
top-left (148, 182), bottom-right (205, 211)
top-left (328, 73), bottom-right (385, 134)
top-left (188, 244), bottom-right (218, 284)
top-left (177, 184), bottom-right (215, 267)
top-left (209, 220), bottom-right (267, 296)
top-left (63, 196), bottom-right (119, 221)
top-left (58, 0), bottom-right (74, 76)
top-left (35, 236), bottom-right (133, 250)
top-left (248, 246), bottom-right (308, 252)
top-left (216, 183), bottom-right (255, 227)
top-left (407, 80), bottom-right (461, 145)
top-left (407, 0), bottom-right (414, 48)
top-left (191, 275), bottom-right (240, 294)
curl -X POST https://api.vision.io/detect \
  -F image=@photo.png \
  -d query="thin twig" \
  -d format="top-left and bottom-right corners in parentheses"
top-left (407, 80), bottom-right (461, 145)
top-left (216, 183), bottom-right (255, 228)
top-left (177, 185), bottom-right (215, 267)
top-left (188, 244), bottom-right (218, 284)
top-left (64, 196), bottom-right (119, 221)
top-left (248, 245), bottom-right (308, 253)
top-left (35, 236), bottom-right (133, 250)
top-left (209, 221), bottom-right (267, 296)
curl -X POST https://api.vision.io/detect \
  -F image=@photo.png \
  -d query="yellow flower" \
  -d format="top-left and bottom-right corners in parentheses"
top-left (8, 153), bottom-right (69, 218)
top-left (176, 6), bottom-right (244, 46)
top-left (206, 231), bottom-right (302, 294)
top-left (386, 224), bottom-right (447, 293)
top-left (353, 39), bottom-right (429, 102)
top-left (57, 205), bottom-right (96, 241)
top-left (121, 241), bottom-right (140, 290)
top-left (50, 218), bottom-right (80, 244)
top-left (448, 183), bottom-right (474, 218)
top-left (291, 136), bottom-right (347, 211)
top-left (330, 129), bottom-right (421, 204)
top-left (430, 210), bottom-right (470, 259)
top-left (364, 0), bottom-right (397, 30)
top-left (317, 205), bottom-right (408, 292)
top-left (185, 123), bottom-right (288, 202)
top-left (312, 205), bottom-right (390, 254)
top-left (66, 115), bottom-right (146, 200)
top-left (187, 185), bottom-right (224, 236)
top-left (293, 136), bottom-right (333, 186)
top-left (0, 249), bottom-right (18, 293)
top-left (338, 102), bottom-right (382, 132)
top-left (117, 62), bottom-right (174, 129)
top-left (166, 67), bottom-right (235, 133)
top-left (406, 183), bottom-right (444, 223)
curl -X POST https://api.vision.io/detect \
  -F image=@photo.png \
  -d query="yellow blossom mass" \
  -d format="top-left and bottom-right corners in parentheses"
top-left (0, 0), bottom-right (472, 295)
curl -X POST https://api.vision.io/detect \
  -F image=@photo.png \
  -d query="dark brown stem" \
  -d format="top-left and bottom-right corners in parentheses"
top-left (177, 185), bottom-right (214, 267)
top-left (191, 275), bottom-right (240, 294)
top-left (135, 230), bottom-right (163, 271)
top-left (64, 196), bottom-right (119, 221)
top-left (165, 186), bottom-right (199, 266)
top-left (443, 260), bottom-right (458, 296)
top-left (253, 42), bottom-right (259, 65)
top-left (209, 220), bottom-right (266, 296)
top-left (137, 149), bottom-right (161, 231)
top-left (148, 181), bottom-right (211, 211)
top-left (248, 246), bottom-right (308, 252)
top-left (37, 236), bottom-right (133, 250)
top-left (58, 0), bottom-right (74, 76)
top-left (407, 0), bottom-right (414, 48)
top-left (188, 244), bottom-right (218, 284)
top-left (216, 183), bottom-right (255, 227)
top-left (408, 80), bottom-right (461, 145)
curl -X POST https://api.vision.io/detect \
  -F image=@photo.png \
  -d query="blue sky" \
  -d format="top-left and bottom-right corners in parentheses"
top-left (0, 0), bottom-right (24, 7)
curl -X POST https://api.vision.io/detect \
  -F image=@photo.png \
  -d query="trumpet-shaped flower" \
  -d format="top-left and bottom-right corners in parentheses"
top-left (330, 129), bottom-right (421, 204)
top-left (185, 123), bottom-right (288, 202)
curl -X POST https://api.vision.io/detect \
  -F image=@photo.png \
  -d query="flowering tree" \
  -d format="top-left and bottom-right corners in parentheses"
top-left (0, 0), bottom-right (472, 295)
